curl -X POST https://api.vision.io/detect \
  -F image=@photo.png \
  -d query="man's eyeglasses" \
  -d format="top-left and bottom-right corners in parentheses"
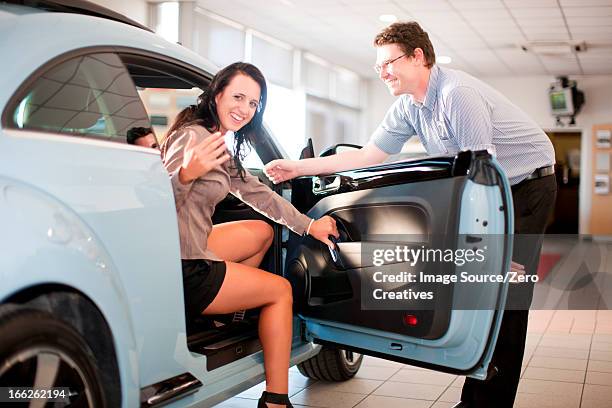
top-left (373, 53), bottom-right (408, 74)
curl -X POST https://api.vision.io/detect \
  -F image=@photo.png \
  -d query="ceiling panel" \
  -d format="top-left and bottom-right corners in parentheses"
top-left (491, 49), bottom-right (547, 73)
top-left (509, 7), bottom-right (563, 18)
top-left (563, 6), bottom-right (612, 16)
top-left (580, 51), bottom-right (612, 74)
top-left (515, 18), bottom-right (566, 27)
top-left (351, 4), bottom-right (408, 16)
top-left (469, 20), bottom-right (521, 29)
top-left (560, 0), bottom-right (612, 6)
top-left (408, 10), bottom-right (465, 23)
top-left (521, 26), bottom-right (570, 34)
top-left (448, 0), bottom-right (505, 9)
top-left (504, 0), bottom-right (559, 6)
top-left (460, 9), bottom-right (514, 19)
top-left (398, 0), bottom-right (455, 11)
top-left (566, 16), bottom-right (612, 26)
top-left (539, 55), bottom-right (581, 68)
top-left (525, 32), bottom-right (572, 41)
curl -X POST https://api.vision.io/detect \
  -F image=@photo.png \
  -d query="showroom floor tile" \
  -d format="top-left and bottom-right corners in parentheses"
top-left (214, 240), bottom-right (612, 408)
top-left (213, 310), bottom-right (612, 408)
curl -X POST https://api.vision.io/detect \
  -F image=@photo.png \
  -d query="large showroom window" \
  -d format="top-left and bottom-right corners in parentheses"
top-left (171, 5), bottom-right (366, 159)
top-left (194, 10), bottom-right (245, 69)
top-left (154, 2), bottom-right (179, 44)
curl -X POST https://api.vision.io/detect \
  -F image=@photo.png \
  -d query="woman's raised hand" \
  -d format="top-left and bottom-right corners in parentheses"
top-left (179, 132), bottom-right (230, 184)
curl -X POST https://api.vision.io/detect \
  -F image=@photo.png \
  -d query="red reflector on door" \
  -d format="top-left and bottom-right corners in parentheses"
top-left (404, 314), bottom-right (418, 326)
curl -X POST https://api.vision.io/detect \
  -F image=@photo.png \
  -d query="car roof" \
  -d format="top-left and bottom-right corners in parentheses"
top-left (3, 0), bottom-right (152, 32)
top-left (0, 2), bottom-right (218, 109)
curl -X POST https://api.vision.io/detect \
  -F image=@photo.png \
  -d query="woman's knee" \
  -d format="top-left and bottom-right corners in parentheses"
top-left (271, 275), bottom-right (293, 304)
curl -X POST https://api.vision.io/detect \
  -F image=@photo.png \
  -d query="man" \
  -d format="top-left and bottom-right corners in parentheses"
top-left (265, 21), bottom-right (556, 408)
top-left (127, 126), bottom-right (159, 149)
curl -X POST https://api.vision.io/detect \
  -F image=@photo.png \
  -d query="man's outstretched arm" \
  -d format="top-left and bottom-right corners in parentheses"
top-left (264, 142), bottom-right (390, 184)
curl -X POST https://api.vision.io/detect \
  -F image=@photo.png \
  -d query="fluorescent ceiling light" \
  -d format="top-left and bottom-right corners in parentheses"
top-left (438, 56), bottom-right (452, 64)
top-left (520, 41), bottom-right (587, 56)
top-left (379, 14), bottom-right (397, 23)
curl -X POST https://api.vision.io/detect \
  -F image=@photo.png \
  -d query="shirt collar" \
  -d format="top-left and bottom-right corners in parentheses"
top-left (421, 65), bottom-right (439, 111)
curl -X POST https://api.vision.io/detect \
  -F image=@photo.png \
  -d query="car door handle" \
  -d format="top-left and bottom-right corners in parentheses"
top-left (313, 175), bottom-right (341, 194)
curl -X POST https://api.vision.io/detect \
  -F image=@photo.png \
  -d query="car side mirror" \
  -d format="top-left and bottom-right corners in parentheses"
top-left (299, 138), bottom-right (315, 159)
top-left (319, 143), bottom-right (362, 157)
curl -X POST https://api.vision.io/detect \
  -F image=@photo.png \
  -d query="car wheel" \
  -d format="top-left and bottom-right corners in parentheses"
top-left (0, 305), bottom-right (107, 407)
top-left (297, 346), bottom-right (363, 381)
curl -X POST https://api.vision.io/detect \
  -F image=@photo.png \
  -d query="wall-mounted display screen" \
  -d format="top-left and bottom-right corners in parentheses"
top-left (549, 88), bottom-right (574, 116)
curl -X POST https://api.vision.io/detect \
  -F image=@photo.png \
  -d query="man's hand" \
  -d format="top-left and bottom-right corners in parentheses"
top-left (510, 261), bottom-right (525, 281)
top-left (264, 159), bottom-right (300, 184)
top-left (179, 132), bottom-right (230, 184)
top-left (308, 216), bottom-right (339, 248)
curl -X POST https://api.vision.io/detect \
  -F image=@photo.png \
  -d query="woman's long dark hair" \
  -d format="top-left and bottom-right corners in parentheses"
top-left (166, 62), bottom-right (267, 180)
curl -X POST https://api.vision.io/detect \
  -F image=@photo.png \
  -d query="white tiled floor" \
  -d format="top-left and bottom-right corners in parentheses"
top-left (214, 239), bottom-right (612, 407)
top-left (214, 310), bottom-right (612, 408)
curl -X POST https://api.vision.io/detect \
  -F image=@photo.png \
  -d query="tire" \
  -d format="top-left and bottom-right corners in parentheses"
top-left (0, 305), bottom-right (107, 407)
top-left (297, 346), bottom-right (363, 381)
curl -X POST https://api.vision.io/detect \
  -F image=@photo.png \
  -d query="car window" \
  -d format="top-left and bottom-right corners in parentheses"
top-left (11, 53), bottom-right (150, 141)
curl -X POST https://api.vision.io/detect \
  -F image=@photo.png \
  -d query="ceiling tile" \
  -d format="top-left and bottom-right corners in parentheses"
top-left (460, 9), bottom-right (513, 19)
top-left (448, 0), bottom-right (505, 9)
top-left (466, 49), bottom-right (504, 61)
top-left (581, 65), bottom-right (612, 75)
top-left (496, 48), bottom-right (545, 66)
top-left (471, 24), bottom-right (522, 34)
top-left (473, 62), bottom-right (513, 75)
top-left (525, 32), bottom-right (572, 41)
top-left (445, 39), bottom-right (489, 49)
top-left (515, 17), bottom-right (565, 27)
top-left (562, 6), bottom-right (612, 16)
top-left (521, 26), bottom-right (570, 34)
top-left (566, 16), bottom-right (612, 26)
top-left (510, 7), bottom-right (563, 18)
top-left (398, 0), bottom-right (455, 11)
top-left (560, 0), bottom-right (612, 6)
top-left (571, 25), bottom-right (612, 33)
top-left (408, 10), bottom-right (465, 21)
top-left (340, 0), bottom-right (395, 4)
top-left (540, 58), bottom-right (582, 72)
top-left (306, 5), bottom-right (353, 16)
top-left (503, 0), bottom-right (559, 6)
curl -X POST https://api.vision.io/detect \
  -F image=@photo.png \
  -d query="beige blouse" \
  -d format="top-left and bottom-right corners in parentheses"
top-left (162, 125), bottom-right (312, 260)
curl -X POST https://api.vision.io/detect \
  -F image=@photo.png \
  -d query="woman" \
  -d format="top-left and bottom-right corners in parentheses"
top-left (161, 62), bottom-right (337, 408)
top-left (167, 104), bottom-right (273, 270)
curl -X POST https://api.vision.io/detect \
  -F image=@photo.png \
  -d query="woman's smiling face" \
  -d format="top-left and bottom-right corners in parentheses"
top-left (214, 73), bottom-right (261, 134)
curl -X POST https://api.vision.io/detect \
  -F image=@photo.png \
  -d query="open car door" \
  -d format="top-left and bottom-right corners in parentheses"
top-left (285, 151), bottom-right (513, 379)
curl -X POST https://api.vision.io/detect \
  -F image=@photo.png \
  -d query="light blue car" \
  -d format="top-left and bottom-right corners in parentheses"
top-left (0, 1), bottom-right (514, 407)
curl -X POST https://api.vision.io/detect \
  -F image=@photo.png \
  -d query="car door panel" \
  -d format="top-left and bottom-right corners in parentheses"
top-left (286, 152), bottom-right (513, 378)
top-left (288, 177), bottom-right (465, 339)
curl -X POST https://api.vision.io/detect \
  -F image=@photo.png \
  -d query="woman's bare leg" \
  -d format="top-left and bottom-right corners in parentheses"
top-left (204, 262), bottom-right (292, 401)
top-left (207, 220), bottom-right (273, 267)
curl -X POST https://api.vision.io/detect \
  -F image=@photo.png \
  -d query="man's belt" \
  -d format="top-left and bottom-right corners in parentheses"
top-left (524, 165), bottom-right (555, 181)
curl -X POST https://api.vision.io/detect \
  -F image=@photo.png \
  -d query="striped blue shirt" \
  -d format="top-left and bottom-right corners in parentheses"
top-left (371, 65), bottom-right (555, 185)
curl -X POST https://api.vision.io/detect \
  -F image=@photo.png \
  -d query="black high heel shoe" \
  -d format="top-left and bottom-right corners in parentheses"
top-left (257, 391), bottom-right (293, 407)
